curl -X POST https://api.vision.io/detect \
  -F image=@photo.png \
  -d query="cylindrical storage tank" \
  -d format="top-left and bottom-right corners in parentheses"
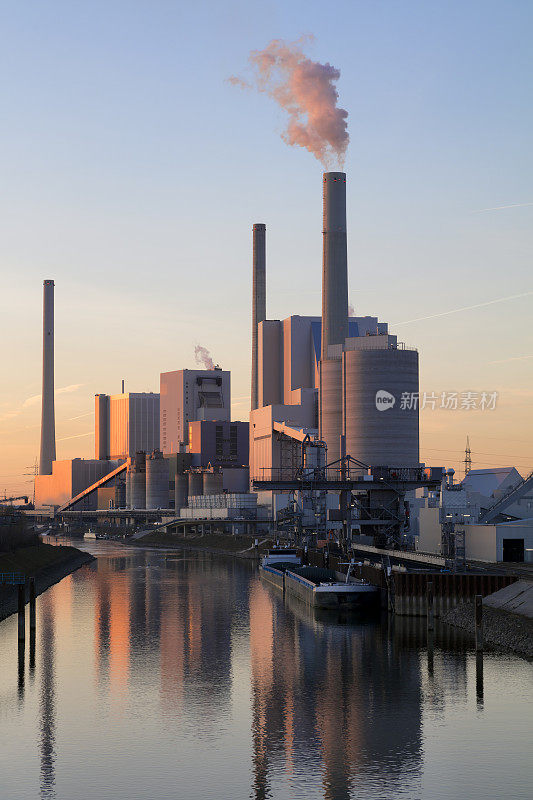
top-left (188, 472), bottom-right (203, 497)
top-left (343, 349), bottom-right (419, 467)
top-left (146, 450), bottom-right (168, 509)
top-left (203, 471), bottom-right (223, 496)
top-left (115, 478), bottom-right (126, 509)
top-left (130, 471), bottom-right (146, 509)
top-left (222, 467), bottom-right (249, 493)
top-left (319, 358), bottom-right (343, 466)
top-left (125, 467), bottom-right (132, 509)
top-left (175, 473), bottom-right (188, 511)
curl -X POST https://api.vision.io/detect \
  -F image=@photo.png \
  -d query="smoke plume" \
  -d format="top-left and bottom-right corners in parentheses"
top-left (194, 345), bottom-right (214, 370)
top-left (229, 37), bottom-right (349, 167)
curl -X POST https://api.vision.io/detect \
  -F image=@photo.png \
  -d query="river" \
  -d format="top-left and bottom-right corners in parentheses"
top-left (0, 539), bottom-right (531, 800)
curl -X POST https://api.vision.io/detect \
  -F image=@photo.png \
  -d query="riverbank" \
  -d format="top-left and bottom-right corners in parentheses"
top-left (441, 601), bottom-right (533, 659)
top-left (132, 531), bottom-right (273, 559)
top-left (0, 543), bottom-right (95, 623)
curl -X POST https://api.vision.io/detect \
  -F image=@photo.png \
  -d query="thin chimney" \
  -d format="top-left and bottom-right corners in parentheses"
top-left (251, 223), bottom-right (266, 410)
top-left (39, 280), bottom-right (56, 474)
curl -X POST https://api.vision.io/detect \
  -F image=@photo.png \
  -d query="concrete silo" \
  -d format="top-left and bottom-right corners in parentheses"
top-left (319, 358), bottom-right (343, 465)
top-left (188, 472), bottom-right (203, 497)
top-left (203, 470), bottom-right (223, 496)
top-left (125, 463), bottom-right (132, 508)
top-left (130, 451), bottom-right (146, 509)
top-left (175, 473), bottom-right (188, 511)
top-left (146, 450), bottom-right (169, 509)
top-left (343, 349), bottom-right (419, 468)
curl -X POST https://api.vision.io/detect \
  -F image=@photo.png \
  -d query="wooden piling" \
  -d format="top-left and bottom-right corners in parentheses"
top-left (427, 581), bottom-right (434, 631)
top-left (18, 582), bottom-right (25, 642)
top-left (29, 577), bottom-right (36, 631)
top-left (475, 594), bottom-right (483, 651)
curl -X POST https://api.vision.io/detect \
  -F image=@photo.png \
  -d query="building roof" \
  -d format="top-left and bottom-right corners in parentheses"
top-left (461, 467), bottom-right (523, 498)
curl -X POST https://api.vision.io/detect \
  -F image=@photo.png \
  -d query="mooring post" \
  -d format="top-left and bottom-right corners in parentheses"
top-left (29, 577), bottom-right (36, 632)
top-left (476, 651), bottom-right (484, 706)
top-left (427, 581), bottom-right (434, 631)
top-left (18, 582), bottom-right (26, 643)
top-left (475, 594), bottom-right (483, 652)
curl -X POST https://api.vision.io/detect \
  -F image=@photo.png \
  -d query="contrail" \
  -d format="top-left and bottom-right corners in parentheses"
top-left (488, 354), bottom-right (533, 365)
top-left (472, 202), bottom-right (533, 213)
top-left (57, 431), bottom-right (93, 442)
top-left (394, 291), bottom-right (533, 326)
top-left (229, 36), bottom-right (349, 168)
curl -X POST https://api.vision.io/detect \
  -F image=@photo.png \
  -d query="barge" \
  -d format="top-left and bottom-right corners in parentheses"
top-left (284, 566), bottom-right (379, 610)
top-left (259, 548), bottom-right (302, 591)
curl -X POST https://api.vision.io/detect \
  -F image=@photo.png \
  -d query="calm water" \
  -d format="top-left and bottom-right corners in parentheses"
top-left (0, 540), bottom-right (531, 800)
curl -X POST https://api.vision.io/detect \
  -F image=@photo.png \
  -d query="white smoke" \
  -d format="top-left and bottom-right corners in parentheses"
top-left (194, 345), bottom-right (214, 370)
top-left (229, 36), bottom-right (349, 168)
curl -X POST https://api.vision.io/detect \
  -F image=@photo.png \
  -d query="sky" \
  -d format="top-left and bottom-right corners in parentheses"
top-left (1, 0), bottom-right (532, 497)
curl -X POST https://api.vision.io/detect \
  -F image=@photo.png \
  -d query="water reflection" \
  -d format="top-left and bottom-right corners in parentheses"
top-left (39, 593), bottom-right (56, 799)
top-left (1, 542), bottom-right (530, 800)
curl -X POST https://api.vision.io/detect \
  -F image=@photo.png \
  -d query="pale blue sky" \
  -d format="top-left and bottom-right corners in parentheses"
top-left (1, 0), bottom-right (532, 492)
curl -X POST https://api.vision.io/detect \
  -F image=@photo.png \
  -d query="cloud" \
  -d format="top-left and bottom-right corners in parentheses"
top-left (394, 291), bottom-right (533, 326)
top-left (472, 202), bottom-right (533, 213)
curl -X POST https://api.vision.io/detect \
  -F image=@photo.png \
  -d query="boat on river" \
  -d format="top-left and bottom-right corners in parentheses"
top-left (284, 566), bottom-right (379, 610)
top-left (260, 550), bottom-right (379, 610)
top-left (259, 548), bottom-right (302, 591)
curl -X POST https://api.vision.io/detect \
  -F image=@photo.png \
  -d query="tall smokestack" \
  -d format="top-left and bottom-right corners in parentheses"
top-left (321, 172), bottom-right (348, 360)
top-left (39, 280), bottom-right (56, 475)
top-left (251, 223), bottom-right (266, 410)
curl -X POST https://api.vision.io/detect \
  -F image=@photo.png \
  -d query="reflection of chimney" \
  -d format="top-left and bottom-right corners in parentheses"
top-left (321, 173), bottom-right (348, 360)
top-left (251, 223), bottom-right (266, 410)
top-left (39, 280), bottom-right (56, 475)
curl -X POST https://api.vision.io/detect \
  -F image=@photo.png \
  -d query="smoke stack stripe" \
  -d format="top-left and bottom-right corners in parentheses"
top-left (321, 172), bottom-right (348, 360)
top-left (251, 223), bottom-right (266, 410)
top-left (39, 280), bottom-right (56, 475)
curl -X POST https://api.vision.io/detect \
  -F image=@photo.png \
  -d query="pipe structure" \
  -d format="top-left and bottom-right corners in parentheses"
top-left (39, 280), bottom-right (56, 475)
top-left (251, 223), bottom-right (266, 411)
top-left (321, 173), bottom-right (348, 360)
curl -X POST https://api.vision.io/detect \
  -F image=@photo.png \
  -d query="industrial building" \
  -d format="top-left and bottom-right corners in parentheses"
top-left (249, 172), bottom-right (420, 539)
top-left (415, 466), bottom-right (533, 562)
top-left (188, 420), bottom-right (248, 468)
top-left (160, 368), bottom-right (231, 453)
top-left (35, 458), bottom-right (122, 510)
top-left (95, 391), bottom-right (160, 459)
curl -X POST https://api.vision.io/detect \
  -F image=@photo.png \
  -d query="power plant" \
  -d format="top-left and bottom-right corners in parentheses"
top-left (29, 171), bottom-right (533, 562)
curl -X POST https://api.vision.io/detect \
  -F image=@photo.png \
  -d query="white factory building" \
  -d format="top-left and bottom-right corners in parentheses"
top-left (415, 467), bottom-right (533, 563)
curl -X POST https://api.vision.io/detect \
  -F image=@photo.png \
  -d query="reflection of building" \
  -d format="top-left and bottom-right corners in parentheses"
top-left (248, 578), bottom-right (424, 800)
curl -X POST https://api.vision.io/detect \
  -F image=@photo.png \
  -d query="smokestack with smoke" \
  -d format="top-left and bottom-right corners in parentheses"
top-left (229, 36), bottom-right (349, 168)
top-left (194, 345), bottom-right (214, 370)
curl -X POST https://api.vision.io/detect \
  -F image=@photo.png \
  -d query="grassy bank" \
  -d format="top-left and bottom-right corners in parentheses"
top-left (0, 543), bottom-right (87, 576)
top-left (136, 531), bottom-right (273, 557)
top-left (0, 542), bottom-right (94, 623)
